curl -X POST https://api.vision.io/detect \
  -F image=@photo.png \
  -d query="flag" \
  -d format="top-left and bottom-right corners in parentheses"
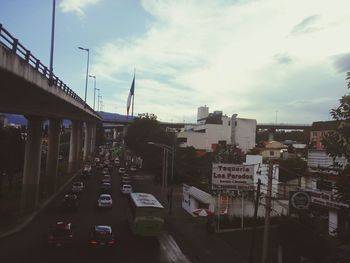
top-left (127, 74), bottom-right (135, 116)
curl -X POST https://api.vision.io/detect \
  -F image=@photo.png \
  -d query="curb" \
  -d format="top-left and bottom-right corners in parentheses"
top-left (0, 170), bottom-right (81, 239)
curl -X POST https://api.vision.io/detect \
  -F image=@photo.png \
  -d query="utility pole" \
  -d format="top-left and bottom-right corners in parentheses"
top-left (249, 179), bottom-right (261, 263)
top-left (262, 163), bottom-right (274, 263)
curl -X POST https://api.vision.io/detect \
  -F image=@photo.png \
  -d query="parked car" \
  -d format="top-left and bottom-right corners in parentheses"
top-left (120, 184), bottom-right (132, 194)
top-left (97, 194), bottom-right (113, 208)
top-left (47, 222), bottom-right (74, 247)
top-left (71, 181), bottom-right (84, 194)
top-left (89, 225), bottom-right (115, 247)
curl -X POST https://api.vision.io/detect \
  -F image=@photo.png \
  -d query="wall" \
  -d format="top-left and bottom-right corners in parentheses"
top-left (231, 117), bottom-right (257, 153)
top-left (308, 149), bottom-right (348, 169)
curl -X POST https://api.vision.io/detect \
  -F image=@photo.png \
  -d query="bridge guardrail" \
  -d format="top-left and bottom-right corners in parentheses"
top-left (0, 24), bottom-right (96, 114)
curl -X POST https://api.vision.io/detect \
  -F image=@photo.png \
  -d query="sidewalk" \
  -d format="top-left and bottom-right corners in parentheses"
top-left (153, 184), bottom-right (248, 263)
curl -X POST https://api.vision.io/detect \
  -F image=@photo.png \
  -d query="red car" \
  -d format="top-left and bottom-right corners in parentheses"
top-left (48, 222), bottom-right (74, 247)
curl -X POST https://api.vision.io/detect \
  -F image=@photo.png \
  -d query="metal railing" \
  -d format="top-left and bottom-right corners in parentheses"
top-left (0, 24), bottom-right (95, 113)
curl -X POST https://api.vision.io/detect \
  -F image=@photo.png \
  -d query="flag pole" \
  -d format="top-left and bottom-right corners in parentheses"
top-left (131, 69), bottom-right (135, 117)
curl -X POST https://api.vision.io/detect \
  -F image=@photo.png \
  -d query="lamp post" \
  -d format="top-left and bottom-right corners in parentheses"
top-left (97, 92), bottom-right (101, 111)
top-left (147, 141), bottom-right (175, 215)
top-left (88, 75), bottom-right (97, 110)
top-left (49, 0), bottom-right (56, 86)
top-left (78, 46), bottom-right (89, 106)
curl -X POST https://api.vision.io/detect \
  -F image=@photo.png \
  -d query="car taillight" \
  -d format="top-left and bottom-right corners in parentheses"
top-left (90, 240), bottom-right (97, 245)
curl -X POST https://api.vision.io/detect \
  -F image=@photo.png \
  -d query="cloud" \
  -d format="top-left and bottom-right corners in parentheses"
top-left (332, 53), bottom-right (350, 73)
top-left (273, 53), bottom-right (293, 65)
top-left (291, 15), bottom-right (322, 35)
top-left (59, 0), bottom-right (100, 16)
top-left (92, 0), bottom-right (350, 122)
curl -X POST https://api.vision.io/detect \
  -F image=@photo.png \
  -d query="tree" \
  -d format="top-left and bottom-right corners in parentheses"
top-left (124, 113), bottom-right (172, 180)
top-left (322, 72), bottom-right (350, 202)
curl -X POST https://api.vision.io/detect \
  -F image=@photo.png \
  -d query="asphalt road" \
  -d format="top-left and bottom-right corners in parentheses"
top-left (0, 166), bottom-right (189, 263)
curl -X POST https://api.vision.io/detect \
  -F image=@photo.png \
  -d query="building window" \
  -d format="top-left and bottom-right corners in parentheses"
top-left (270, 151), bottom-right (274, 156)
top-left (228, 121), bottom-right (230, 126)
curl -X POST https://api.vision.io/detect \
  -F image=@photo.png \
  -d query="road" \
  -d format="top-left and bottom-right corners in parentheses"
top-left (0, 166), bottom-right (189, 263)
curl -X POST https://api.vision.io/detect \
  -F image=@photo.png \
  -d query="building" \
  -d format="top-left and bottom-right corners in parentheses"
top-left (256, 140), bottom-right (287, 160)
top-left (177, 106), bottom-right (256, 153)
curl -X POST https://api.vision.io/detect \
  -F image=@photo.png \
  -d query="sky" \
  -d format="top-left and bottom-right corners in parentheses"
top-left (1, 0), bottom-right (350, 124)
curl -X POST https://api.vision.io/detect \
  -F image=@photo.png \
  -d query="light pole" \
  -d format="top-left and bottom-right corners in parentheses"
top-left (97, 92), bottom-right (101, 111)
top-left (88, 75), bottom-right (97, 110)
top-left (147, 141), bottom-right (175, 215)
top-left (78, 46), bottom-right (89, 106)
top-left (49, 0), bottom-right (56, 86)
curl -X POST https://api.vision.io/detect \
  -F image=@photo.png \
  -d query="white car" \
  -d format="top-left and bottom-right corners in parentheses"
top-left (97, 194), bottom-right (113, 208)
top-left (118, 167), bottom-right (126, 174)
top-left (130, 166), bottom-right (137, 172)
top-left (121, 184), bottom-right (132, 194)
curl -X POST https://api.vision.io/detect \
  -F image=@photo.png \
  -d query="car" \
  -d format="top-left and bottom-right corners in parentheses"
top-left (97, 194), bottom-right (113, 208)
top-left (94, 157), bottom-right (100, 163)
top-left (102, 167), bottom-right (109, 175)
top-left (121, 184), bottom-right (132, 194)
top-left (121, 176), bottom-right (132, 185)
top-left (48, 222), bottom-right (74, 247)
top-left (62, 193), bottom-right (78, 211)
top-left (89, 225), bottom-right (115, 247)
top-left (101, 178), bottom-right (111, 184)
top-left (130, 166), bottom-right (137, 172)
top-left (71, 181), bottom-right (84, 194)
top-left (118, 167), bottom-right (126, 174)
top-left (99, 182), bottom-right (112, 194)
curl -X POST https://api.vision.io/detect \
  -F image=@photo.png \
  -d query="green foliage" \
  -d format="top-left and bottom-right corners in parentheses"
top-left (124, 113), bottom-right (172, 179)
top-left (278, 158), bottom-right (307, 182)
top-left (322, 72), bottom-right (350, 202)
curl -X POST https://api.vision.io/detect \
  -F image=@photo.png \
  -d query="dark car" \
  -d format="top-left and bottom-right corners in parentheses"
top-left (48, 222), bottom-right (74, 247)
top-left (89, 225), bottom-right (115, 247)
top-left (62, 193), bottom-right (78, 211)
top-left (99, 182), bottom-right (112, 194)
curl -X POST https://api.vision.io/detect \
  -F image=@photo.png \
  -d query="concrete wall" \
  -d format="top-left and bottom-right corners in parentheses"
top-left (231, 117), bottom-right (257, 153)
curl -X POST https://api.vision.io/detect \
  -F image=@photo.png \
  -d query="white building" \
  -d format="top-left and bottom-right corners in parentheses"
top-left (177, 106), bottom-right (256, 153)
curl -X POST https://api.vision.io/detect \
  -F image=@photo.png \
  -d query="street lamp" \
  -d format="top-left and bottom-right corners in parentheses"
top-left (88, 75), bottom-right (97, 110)
top-left (49, 0), bottom-right (56, 86)
top-left (147, 141), bottom-right (175, 215)
top-left (78, 46), bottom-right (90, 106)
top-left (96, 89), bottom-right (100, 111)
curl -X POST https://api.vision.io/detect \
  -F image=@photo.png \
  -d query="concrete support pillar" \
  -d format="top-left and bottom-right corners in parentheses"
top-left (113, 128), bottom-right (117, 140)
top-left (90, 123), bottom-right (97, 156)
top-left (45, 118), bottom-right (62, 195)
top-left (68, 121), bottom-right (79, 175)
top-left (21, 116), bottom-right (43, 214)
top-left (83, 122), bottom-right (92, 161)
top-left (76, 121), bottom-right (83, 168)
top-left (329, 210), bottom-right (338, 236)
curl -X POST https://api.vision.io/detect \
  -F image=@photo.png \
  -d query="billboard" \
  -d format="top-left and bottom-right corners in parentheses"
top-left (212, 163), bottom-right (255, 190)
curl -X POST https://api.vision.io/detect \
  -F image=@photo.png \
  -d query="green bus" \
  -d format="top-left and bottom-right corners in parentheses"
top-left (129, 192), bottom-right (164, 236)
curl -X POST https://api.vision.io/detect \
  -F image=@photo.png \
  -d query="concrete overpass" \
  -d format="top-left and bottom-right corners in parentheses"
top-left (0, 24), bottom-right (101, 213)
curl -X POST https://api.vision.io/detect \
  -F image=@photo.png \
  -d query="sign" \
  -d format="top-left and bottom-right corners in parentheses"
top-left (289, 191), bottom-right (311, 213)
top-left (212, 163), bottom-right (254, 190)
top-left (306, 190), bottom-right (349, 210)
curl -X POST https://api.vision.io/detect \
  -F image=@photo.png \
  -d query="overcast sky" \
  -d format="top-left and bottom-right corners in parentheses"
top-left (1, 0), bottom-right (350, 124)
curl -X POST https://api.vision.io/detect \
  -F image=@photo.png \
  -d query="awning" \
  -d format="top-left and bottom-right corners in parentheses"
top-left (188, 187), bottom-right (212, 204)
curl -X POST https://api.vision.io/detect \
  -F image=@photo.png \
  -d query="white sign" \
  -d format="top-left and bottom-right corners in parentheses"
top-left (212, 163), bottom-right (255, 190)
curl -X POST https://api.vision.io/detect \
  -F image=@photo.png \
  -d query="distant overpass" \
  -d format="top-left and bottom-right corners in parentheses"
top-left (257, 123), bottom-right (311, 130)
